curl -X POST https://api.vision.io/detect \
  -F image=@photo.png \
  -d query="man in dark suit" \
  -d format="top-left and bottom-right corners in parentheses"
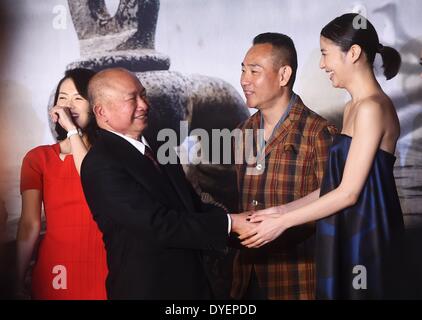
top-left (81, 68), bottom-right (250, 299)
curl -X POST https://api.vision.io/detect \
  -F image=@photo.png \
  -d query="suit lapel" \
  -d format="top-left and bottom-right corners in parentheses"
top-left (241, 98), bottom-right (306, 163)
top-left (99, 130), bottom-right (194, 212)
top-left (263, 98), bottom-right (305, 157)
top-left (161, 149), bottom-right (196, 212)
top-left (99, 130), bottom-right (176, 206)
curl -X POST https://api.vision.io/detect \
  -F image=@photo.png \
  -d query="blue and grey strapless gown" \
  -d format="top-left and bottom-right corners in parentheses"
top-left (316, 134), bottom-right (404, 300)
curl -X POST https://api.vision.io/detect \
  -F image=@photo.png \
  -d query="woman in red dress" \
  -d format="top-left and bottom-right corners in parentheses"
top-left (16, 68), bottom-right (108, 299)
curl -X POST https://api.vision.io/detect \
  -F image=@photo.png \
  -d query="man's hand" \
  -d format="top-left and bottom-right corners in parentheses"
top-left (229, 212), bottom-right (255, 235)
top-left (238, 214), bottom-right (287, 248)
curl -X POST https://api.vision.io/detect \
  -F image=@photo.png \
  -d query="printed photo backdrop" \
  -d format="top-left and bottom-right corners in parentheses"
top-left (0, 0), bottom-right (421, 242)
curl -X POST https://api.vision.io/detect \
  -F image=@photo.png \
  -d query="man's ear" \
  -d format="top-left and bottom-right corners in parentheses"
top-left (93, 104), bottom-right (106, 122)
top-left (279, 65), bottom-right (293, 87)
top-left (348, 44), bottom-right (362, 64)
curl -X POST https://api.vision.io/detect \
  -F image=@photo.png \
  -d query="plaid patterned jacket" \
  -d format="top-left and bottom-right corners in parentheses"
top-left (231, 96), bottom-right (335, 300)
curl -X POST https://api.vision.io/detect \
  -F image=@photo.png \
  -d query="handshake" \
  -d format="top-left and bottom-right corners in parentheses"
top-left (229, 206), bottom-right (288, 249)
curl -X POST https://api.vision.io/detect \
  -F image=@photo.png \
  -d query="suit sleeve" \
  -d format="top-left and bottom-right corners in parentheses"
top-left (81, 153), bottom-right (228, 251)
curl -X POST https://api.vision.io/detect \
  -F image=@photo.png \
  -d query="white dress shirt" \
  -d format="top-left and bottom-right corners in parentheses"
top-left (107, 130), bottom-right (150, 155)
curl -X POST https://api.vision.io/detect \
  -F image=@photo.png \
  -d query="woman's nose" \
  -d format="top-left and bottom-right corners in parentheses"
top-left (319, 57), bottom-right (325, 69)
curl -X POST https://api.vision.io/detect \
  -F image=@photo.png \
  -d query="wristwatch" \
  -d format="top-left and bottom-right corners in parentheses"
top-left (67, 128), bottom-right (82, 139)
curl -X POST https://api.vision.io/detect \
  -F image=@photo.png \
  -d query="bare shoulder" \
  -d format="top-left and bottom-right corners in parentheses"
top-left (356, 94), bottom-right (400, 151)
top-left (356, 95), bottom-right (385, 114)
top-left (356, 94), bottom-right (397, 125)
top-left (352, 98), bottom-right (384, 136)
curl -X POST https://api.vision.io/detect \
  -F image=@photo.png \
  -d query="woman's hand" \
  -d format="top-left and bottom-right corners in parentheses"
top-left (248, 205), bottom-right (286, 221)
top-left (238, 214), bottom-right (288, 248)
top-left (50, 105), bottom-right (77, 132)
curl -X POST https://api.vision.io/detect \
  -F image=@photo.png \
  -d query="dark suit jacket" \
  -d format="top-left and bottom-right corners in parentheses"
top-left (81, 129), bottom-right (228, 299)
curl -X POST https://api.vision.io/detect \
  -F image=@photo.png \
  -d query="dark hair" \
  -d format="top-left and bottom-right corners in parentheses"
top-left (321, 13), bottom-right (401, 80)
top-left (253, 32), bottom-right (298, 88)
top-left (53, 68), bottom-right (98, 144)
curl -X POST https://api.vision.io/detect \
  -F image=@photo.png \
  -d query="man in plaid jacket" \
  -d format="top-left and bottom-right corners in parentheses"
top-left (231, 33), bottom-right (335, 300)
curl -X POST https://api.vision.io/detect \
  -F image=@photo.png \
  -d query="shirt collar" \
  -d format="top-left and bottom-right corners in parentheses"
top-left (248, 95), bottom-right (304, 130)
top-left (106, 129), bottom-right (150, 155)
